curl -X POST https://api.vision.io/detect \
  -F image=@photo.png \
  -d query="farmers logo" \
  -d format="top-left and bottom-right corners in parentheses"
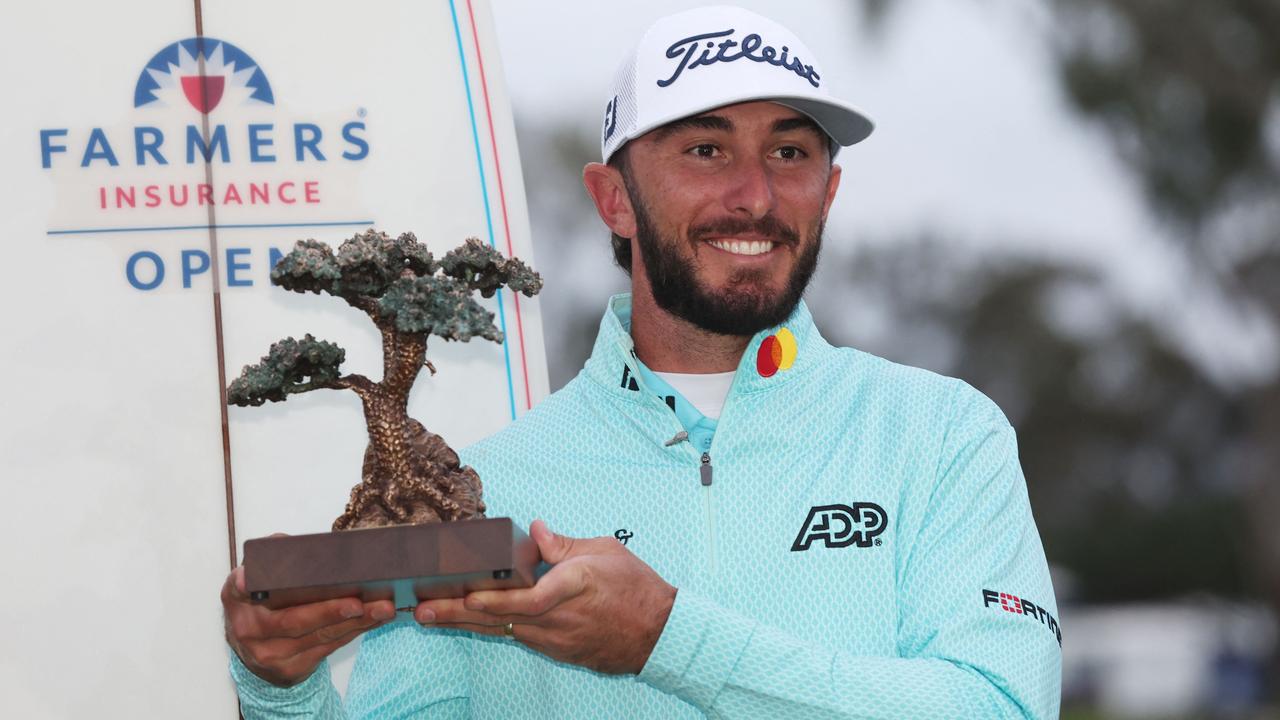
top-left (134, 38), bottom-right (275, 114)
top-left (38, 36), bottom-right (372, 293)
top-left (40, 37), bottom-right (366, 171)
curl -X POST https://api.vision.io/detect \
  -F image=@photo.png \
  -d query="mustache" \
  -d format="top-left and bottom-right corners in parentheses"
top-left (689, 215), bottom-right (800, 246)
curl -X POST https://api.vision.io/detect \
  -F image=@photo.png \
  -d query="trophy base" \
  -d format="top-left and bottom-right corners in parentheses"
top-left (243, 517), bottom-right (541, 610)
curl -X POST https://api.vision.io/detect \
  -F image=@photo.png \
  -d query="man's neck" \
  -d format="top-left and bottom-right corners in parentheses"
top-left (629, 286), bottom-right (751, 373)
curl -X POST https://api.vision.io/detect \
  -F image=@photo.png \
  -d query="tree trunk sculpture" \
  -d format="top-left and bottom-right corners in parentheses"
top-left (227, 230), bottom-right (542, 530)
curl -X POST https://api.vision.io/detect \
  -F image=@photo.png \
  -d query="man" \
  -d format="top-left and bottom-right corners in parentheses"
top-left (224, 6), bottom-right (1062, 718)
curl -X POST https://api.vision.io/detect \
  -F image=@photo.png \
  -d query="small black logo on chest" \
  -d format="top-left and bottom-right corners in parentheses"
top-left (614, 528), bottom-right (634, 545)
top-left (620, 366), bottom-right (639, 391)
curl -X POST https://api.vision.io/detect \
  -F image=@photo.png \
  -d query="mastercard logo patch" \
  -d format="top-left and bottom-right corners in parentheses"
top-left (756, 327), bottom-right (798, 378)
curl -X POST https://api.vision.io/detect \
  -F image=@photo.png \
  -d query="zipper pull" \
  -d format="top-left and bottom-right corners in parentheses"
top-left (700, 452), bottom-right (713, 487)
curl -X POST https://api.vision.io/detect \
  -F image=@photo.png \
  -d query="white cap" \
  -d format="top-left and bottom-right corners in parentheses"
top-left (601, 5), bottom-right (874, 163)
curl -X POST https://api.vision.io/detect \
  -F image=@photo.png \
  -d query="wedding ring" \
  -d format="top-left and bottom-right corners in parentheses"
top-left (503, 622), bottom-right (515, 639)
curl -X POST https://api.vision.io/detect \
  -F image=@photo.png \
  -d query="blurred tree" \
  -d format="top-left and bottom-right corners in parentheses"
top-left (1045, 0), bottom-right (1280, 689)
top-left (839, 0), bottom-right (1280, 608)
top-left (832, 0), bottom-right (1280, 698)
top-left (1047, 0), bottom-right (1280, 234)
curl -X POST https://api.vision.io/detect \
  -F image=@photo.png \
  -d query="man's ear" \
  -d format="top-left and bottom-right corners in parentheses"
top-left (821, 163), bottom-right (843, 225)
top-left (583, 162), bottom-right (637, 239)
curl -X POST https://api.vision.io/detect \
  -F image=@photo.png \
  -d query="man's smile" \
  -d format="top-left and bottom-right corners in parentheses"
top-left (705, 238), bottom-right (780, 257)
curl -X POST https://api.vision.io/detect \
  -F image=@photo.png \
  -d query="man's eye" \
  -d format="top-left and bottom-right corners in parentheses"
top-left (690, 144), bottom-right (719, 158)
top-left (775, 146), bottom-right (806, 161)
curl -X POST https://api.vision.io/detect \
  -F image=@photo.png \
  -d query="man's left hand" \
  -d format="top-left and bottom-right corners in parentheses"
top-left (415, 519), bottom-right (676, 675)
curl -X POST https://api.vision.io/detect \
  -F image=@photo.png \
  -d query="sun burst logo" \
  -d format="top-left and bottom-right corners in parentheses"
top-left (133, 37), bottom-right (274, 114)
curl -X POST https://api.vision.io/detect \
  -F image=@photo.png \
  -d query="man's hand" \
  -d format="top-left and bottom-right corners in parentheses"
top-left (415, 520), bottom-right (677, 675)
top-left (222, 562), bottom-right (396, 687)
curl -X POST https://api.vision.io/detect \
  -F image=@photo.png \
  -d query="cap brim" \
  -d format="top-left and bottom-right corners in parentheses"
top-left (773, 96), bottom-right (874, 147)
top-left (608, 95), bottom-right (874, 163)
top-left (632, 95), bottom-right (873, 149)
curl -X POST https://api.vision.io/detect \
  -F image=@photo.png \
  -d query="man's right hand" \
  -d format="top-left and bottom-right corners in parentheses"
top-left (222, 564), bottom-right (397, 687)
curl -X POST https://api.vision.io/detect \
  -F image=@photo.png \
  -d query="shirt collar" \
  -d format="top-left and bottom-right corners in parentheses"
top-left (583, 293), bottom-right (828, 402)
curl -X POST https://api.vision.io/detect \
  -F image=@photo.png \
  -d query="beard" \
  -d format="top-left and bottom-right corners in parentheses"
top-left (631, 194), bottom-right (823, 337)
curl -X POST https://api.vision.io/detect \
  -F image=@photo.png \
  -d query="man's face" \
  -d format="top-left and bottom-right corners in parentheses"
top-left (620, 101), bottom-right (841, 336)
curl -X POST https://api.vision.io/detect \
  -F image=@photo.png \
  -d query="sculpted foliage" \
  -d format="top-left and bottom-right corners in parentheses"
top-left (228, 229), bottom-right (542, 529)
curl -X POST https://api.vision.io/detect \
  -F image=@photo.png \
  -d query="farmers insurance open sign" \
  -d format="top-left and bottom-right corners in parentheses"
top-left (0, 1), bottom-right (547, 716)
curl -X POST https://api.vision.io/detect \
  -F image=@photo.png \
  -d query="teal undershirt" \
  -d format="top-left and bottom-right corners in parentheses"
top-left (631, 362), bottom-right (718, 453)
top-left (615, 301), bottom-right (719, 453)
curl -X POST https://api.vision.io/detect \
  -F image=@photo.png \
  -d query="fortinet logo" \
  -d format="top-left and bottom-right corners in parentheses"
top-left (983, 589), bottom-right (1062, 646)
top-left (791, 502), bottom-right (887, 551)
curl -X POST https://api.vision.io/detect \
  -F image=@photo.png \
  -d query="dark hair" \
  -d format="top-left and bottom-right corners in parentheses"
top-left (607, 146), bottom-right (634, 276)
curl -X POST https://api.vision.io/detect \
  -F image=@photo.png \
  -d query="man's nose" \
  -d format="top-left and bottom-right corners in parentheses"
top-left (723, 157), bottom-right (776, 220)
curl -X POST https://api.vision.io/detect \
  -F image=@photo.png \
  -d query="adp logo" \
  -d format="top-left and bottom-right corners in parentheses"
top-left (791, 502), bottom-right (888, 551)
top-left (38, 36), bottom-right (373, 293)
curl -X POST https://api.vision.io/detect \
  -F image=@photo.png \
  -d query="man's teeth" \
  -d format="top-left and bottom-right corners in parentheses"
top-left (709, 239), bottom-right (774, 256)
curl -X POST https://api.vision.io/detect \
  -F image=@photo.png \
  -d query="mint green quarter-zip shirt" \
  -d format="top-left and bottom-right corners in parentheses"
top-left (232, 294), bottom-right (1062, 718)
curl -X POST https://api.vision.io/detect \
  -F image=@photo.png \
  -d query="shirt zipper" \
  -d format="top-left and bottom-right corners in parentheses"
top-left (701, 452), bottom-right (717, 574)
top-left (644, 369), bottom-right (723, 575)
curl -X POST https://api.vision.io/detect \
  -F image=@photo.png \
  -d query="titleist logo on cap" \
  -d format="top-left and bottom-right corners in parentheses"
top-left (656, 28), bottom-right (822, 89)
top-left (599, 7), bottom-right (873, 162)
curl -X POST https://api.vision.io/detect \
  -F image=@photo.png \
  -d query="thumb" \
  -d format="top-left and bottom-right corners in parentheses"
top-left (531, 519), bottom-right (576, 564)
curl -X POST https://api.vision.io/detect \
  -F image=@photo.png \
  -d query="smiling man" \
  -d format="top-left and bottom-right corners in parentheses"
top-left (226, 6), bottom-right (1062, 718)
top-left (589, 101), bottom-right (838, 368)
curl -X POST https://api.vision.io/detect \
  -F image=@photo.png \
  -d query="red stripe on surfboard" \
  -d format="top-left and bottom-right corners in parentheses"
top-left (465, 0), bottom-right (533, 411)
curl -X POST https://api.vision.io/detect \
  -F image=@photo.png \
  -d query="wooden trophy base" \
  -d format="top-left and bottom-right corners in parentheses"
top-left (243, 517), bottom-right (541, 610)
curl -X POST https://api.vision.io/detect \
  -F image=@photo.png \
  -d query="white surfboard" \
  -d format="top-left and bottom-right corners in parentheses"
top-left (0, 0), bottom-right (544, 715)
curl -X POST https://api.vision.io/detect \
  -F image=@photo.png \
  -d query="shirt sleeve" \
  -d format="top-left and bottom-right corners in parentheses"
top-left (229, 652), bottom-right (345, 719)
top-left (228, 621), bottom-right (473, 719)
top-left (637, 383), bottom-right (1062, 719)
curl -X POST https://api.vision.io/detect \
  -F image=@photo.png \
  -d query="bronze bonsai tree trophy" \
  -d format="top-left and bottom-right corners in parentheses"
top-left (229, 229), bottom-right (543, 609)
